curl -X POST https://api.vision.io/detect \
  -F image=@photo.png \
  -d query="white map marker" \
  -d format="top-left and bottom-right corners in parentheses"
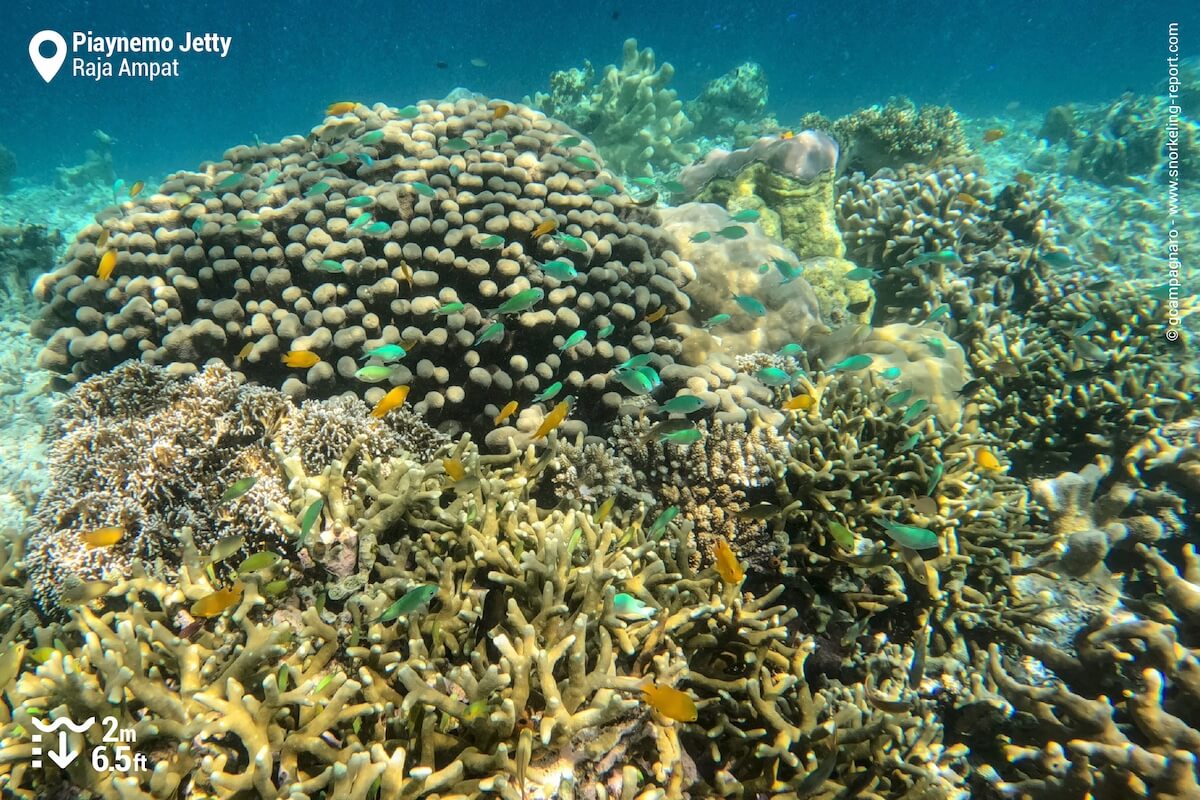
top-left (29, 30), bottom-right (67, 83)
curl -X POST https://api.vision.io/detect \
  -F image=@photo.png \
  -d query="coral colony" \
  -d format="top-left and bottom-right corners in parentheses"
top-left (0, 38), bottom-right (1198, 799)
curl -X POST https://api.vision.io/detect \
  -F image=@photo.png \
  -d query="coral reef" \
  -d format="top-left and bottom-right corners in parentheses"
top-left (679, 132), bottom-right (845, 260)
top-left (799, 98), bottom-right (971, 176)
top-left (685, 61), bottom-right (770, 138)
top-left (31, 96), bottom-right (698, 438)
top-left (528, 39), bottom-right (697, 176)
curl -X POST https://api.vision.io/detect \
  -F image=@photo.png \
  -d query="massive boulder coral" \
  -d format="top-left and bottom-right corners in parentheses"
top-left (799, 97), bottom-right (971, 176)
top-left (527, 39), bottom-right (697, 176)
top-left (679, 131), bottom-right (845, 260)
top-left (31, 96), bottom-right (697, 436)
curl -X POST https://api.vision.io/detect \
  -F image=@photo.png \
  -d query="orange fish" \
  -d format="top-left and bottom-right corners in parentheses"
top-left (1014, 171), bottom-right (1034, 188)
top-left (326, 101), bottom-right (357, 116)
top-left (956, 192), bottom-right (977, 206)
top-left (282, 351), bottom-right (321, 368)
top-left (782, 394), bottom-right (814, 411)
top-left (493, 103), bottom-right (511, 120)
top-left (96, 229), bottom-right (110, 249)
top-left (641, 682), bottom-right (698, 722)
top-left (644, 306), bottom-right (668, 323)
top-left (494, 400), bottom-right (518, 425)
top-left (370, 385), bottom-right (410, 418)
top-left (442, 458), bottom-right (466, 481)
top-left (531, 219), bottom-right (558, 238)
top-left (97, 250), bottom-right (117, 280)
top-left (190, 582), bottom-right (244, 617)
top-left (780, 130), bottom-right (795, 140)
top-left (129, 181), bottom-right (145, 199)
top-left (397, 260), bottom-right (414, 288)
top-left (533, 399), bottom-right (569, 439)
top-left (982, 128), bottom-right (1006, 143)
top-left (234, 342), bottom-right (253, 366)
top-left (713, 537), bottom-right (744, 584)
top-left (82, 526), bottom-right (124, 549)
top-left (975, 448), bottom-right (1003, 471)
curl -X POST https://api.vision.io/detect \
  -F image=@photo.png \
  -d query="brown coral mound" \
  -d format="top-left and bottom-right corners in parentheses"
top-left (31, 96), bottom-right (695, 437)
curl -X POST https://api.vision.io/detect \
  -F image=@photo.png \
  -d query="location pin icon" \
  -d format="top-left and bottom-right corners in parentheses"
top-left (29, 30), bottom-right (67, 83)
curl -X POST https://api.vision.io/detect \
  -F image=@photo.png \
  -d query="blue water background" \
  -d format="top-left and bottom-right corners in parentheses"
top-left (0, 0), bottom-right (1192, 183)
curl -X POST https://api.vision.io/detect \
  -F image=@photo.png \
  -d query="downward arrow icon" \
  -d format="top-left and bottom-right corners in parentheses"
top-left (47, 731), bottom-right (78, 768)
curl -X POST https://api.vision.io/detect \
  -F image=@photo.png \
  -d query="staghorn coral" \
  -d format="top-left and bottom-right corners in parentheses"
top-left (31, 95), bottom-right (696, 440)
top-left (799, 97), bottom-right (970, 176)
top-left (528, 39), bottom-right (697, 176)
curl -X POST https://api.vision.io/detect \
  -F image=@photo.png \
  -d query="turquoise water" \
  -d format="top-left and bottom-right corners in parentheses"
top-left (0, 3), bottom-right (1197, 799)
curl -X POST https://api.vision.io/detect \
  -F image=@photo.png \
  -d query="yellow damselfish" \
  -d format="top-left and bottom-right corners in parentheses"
top-left (190, 583), bottom-right (244, 617)
top-left (533, 399), bottom-right (569, 439)
top-left (714, 537), bottom-right (744, 584)
top-left (494, 399), bottom-right (518, 425)
top-left (97, 250), bottom-right (116, 280)
top-left (282, 351), bottom-right (320, 368)
top-left (370, 385), bottom-right (410, 418)
top-left (82, 526), bottom-right (124, 549)
top-left (442, 458), bottom-right (466, 481)
top-left (641, 682), bottom-right (697, 722)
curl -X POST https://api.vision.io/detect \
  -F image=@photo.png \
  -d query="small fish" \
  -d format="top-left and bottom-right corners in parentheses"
top-left (532, 219), bottom-right (559, 238)
top-left (236, 218), bottom-right (262, 230)
top-left (774, 259), bottom-right (803, 283)
top-left (880, 367), bottom-right (902, 380)
top-left (494, 400), bottom-right (519, 425)
top-left (1014, 171), bottom-right (1034, 188)
top-left (444, 137), bottom-right (471, 152)
top-left (619, 354), bottom-right (655, 370)
top-left (533, 400), bottom-right (570, 439)
top-left (191, 583), bottom-right (244, 617)
top-left (925, 304), bottom-right (951, 324)
top-left (555, 233), bottom-right (589, 253)
top-left (299, 498), bottom-right (324, 544)
top-left (97, 250), bottom-right (117, 280)
top-left (828, 355), bottom-right (873, 372)
top-left (216, 173), bottom-right (245, 190)
top-left (588, 184), bottom-right (617, 198)
top-left (493, 103), bottom-right (511, 119)
top-left (558, 135), bottom-right (583, 148)
top-left (660, 395), bottom-right (707, 414)
top-left (598, 324), bottom-right (615, 337)
top-left (192, 218), bottom-right (205, 234)
top-left (347, 195), bottom-right (374, 207)
top-left (407, 181), bottom-right (437, 198)
top-left (263, 579), bottom-right (290, 596)
top-left (1071, 335), bottom-right (1109, 363)
top-left (238, 551), bottom-right (283, 575)
top-left (359, 129), bottom-right (385, 145)
top-left (360, 343), bottom-right (408, 362)
top-left (632, 190), bottom-right (659, 207)
top-left (885, 389), bottom-right (914, 408)
top-left (662, 179), bottom-right (686, 193)
top-left (660, 428), bottom-right (702, 445)
top-left (844, 267), bottom-right (877, 281)
top-left (82, 526), bottom-right (124, 549)
top-left (533, 381), bottom-right (563, 402)
top-left (443, 458), bottom-right (466, 482)
top-left (982, 128), bottom-right (1006, 143)
top-left (641, 682), bottom-right (698, 722)
top-left (492, 288), bottom-right (544, 315)
top-left (436, 301), bottom-right (465, 316)
top-left (261, 169), bottom-right (281, 189)
top-left (474, 322), bottom-right (505, 345)
top-left (326, 101), bottom-right (357, 116)
top-left (96, 229), bottom-right (110, 249)
top-left (630, 177), bottom-right (656, 187)
top-left (717, 225), bottom-right (747, 240)
top-left (732, 294), bottom-right (766, 317)
top-left (975, 449), bottom-right (1003, 471)
top-left (282, 351), bottom-right (320, 368)
top-left (926, 463), bottom-right (944, 495)
top-left (222, 476), bottom-right (259, 503)
top-left (956, 192), bottom-right (978, 205)
top-left (476, 234), bottom-right (504, 249)
top-left (595, 496), bottom-right (616, 525)
top-left (613, 593), bottom-right (656, 620)
top-left (913, 495), bottom-right (938, 515)
top-left (756, 367), bottom-right (794, 386)
top-left (397, 104), bottom-right (420, 118)
top-left (777, 344), bottom-right (804, 359)
top-left (689, 231), bottom-right (712, 244)
top-left (1040, 250), bottom-right (1072, 268)
top-left (370, 385), bottom-right (410, 417)
top-left (644, 306), bottom-right (668, 323)
top-left (957, 378), bottom-right (984, 397)
top-left (899, 432), bottom-right (921, 452)
top-left (480, 131), bottom-right (509, 147)
top-left (209, 534), bottom-right (246, 563)
top-left (112, 178), bottom-right (126, 197)
top-left (647, 506), bottom-right (679, 540)
top-left (569, 155), bottom-right (597, 170)
top-left (323, 152), bottom-right (350, 166)
top-left (357, 153), bottom-right (374, 167)
top-left (782, 394), bottom-right (814, 411)
top-left (129, 180), bottom-right (145, 198)
top-left (735, 502), bottom-right (781, 521)
top-left (304, 181), bottom-right (330, 198)
top-left (614, 369), bottom-right (655, 395)
top-left (541, 260), bottom-right (578, 281)
top-left (828, 521), bottom-right (855, 549)
top-left (319, 259), bottom-right (345, 273)
top-left (900, 399), bottom-right (929, 424)
top-left (713, 536), bottom-right (745, 583)
top-left (28, 647), bottom-right (57, 664)
top-left (878, 520), bottom-right (939, 550)
top-left (61, 580), bottom-right (114, 605)
top-left (730, 209), bottom-right (761, 222)
top-left (364, 221), bottom-right (391, 235)
top-left (925, 338), bottom-right (947, 358)
top-left (378, 584), bottom-right (438, 622)
top-left (703, 313), bottom-right (732, 329)
top-left (847, 300), bottom-right (872, 314)
top-left (355, 365), bottom-right (394, 383)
